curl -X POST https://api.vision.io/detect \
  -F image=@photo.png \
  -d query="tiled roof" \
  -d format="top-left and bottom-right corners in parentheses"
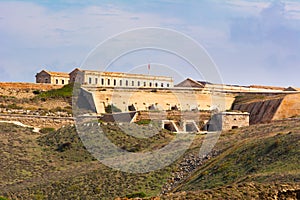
top-left (42, 70), bottom-right (69, 77)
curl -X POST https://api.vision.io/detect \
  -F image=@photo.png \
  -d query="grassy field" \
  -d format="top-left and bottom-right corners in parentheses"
top-left (0, 119), bottom-right (299, 199)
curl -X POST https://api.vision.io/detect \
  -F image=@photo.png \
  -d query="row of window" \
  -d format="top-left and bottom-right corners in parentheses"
top-left (88, 77), bottom-right (170, 88)
top-left (38, 78), bottom-right (67, 85)
top-left (55, 79), bottom-right (66, 84)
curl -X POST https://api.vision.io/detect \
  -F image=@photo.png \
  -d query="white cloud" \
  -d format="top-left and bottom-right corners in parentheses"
top-left (284, 1), bottom-right (300, 19)
top-left (223, 0), bottom-right (271, 15)
top-left (0, 1), bottom-right (191, 81)
top-left (0, 2), bottom-right (185, 48)
top-left (1, 0), bottom-right (300, 87)
top-left (223, 0), bottom-right (300, 20)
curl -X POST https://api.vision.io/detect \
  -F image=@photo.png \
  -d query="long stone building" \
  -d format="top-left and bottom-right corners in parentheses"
top-left (36, 68), bottom-right (174, 88)
top-left (76, 70), bottom-right (174, 88)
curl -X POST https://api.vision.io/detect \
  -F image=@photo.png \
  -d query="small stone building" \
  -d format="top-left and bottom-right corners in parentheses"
top-left (205, 111), bottom-right (249, 131)
top-left (35, 70), bottom-right (70, 85)
top-left (69, 68), bottom-right (82, 83)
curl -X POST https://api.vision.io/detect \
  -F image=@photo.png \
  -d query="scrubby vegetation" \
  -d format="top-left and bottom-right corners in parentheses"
top-left (34, 84), bottom-right (73, 100)
top-left (39, 127), bottom-right (55, 134)
top-left (135, 119), bottom-right (151, 125)
top-left (0, 119), bottom-right (299, 199)
top-left (0, 122), bottom-right (177, 199)
top-left (178, 132), bottom-right (300, 191)
top-left (0, 85), bottom-right (72, 115)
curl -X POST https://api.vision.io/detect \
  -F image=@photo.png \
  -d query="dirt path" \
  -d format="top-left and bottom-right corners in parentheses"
top-left (0, 120), bottom-right (40, 133)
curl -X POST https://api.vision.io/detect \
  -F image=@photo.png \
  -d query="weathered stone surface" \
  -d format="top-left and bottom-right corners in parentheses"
top-left (233, 93), bottom-right (300, 124)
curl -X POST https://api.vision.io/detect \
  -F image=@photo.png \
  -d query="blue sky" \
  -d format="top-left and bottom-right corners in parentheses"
top-left (1, 0), bottom-right (300, 86)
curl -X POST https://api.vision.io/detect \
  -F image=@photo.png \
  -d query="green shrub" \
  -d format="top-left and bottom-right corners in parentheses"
top-left (105, 104), bottom-right (122, 113)
top-left (33, 90), bottom-right (41, 95)
top-left (40, 127), bottom-right (55, 134)
top-left (35, 84), bottom-right (73, 100)
top-left (0, 197), bottom-right (9, 200)
top-left (7, 103), bottom-right (22, 109)
top-left (136, 119), bottom-right (151, 125)
top-left (126, 192), bottom-right (147, 198)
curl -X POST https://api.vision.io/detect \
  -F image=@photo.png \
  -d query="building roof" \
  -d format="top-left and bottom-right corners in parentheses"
top-left (249, 85), bottom-right (285, 91)
top-left (81, 70), bottom-right (173, 80)
top-left (284, 86), bottom-right (298, 91)
top-left (69, 68), bottom-right (81, 75)
top-left (175, 78), bottom-right (205, 88)
top-left (38, 70), bottom-right (69, 78)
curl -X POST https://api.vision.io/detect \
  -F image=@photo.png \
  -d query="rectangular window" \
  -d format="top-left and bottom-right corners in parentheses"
top-left (144, 82), bottom-right (146, 86)
top-left (95, 78), bottom-right (98, 84)
top-left (132, 81), bottom-right (134, 86)
top-left (138, 81), bottom-right (140, 86)
top-left (126, 80), bottom-right (128, 86)
top-left (107, 79), bottom-right (110, 85)
top-left (155, 83), bottom-right (158, 87)
top-left (89, 77), bottom-right (92, 84)
top-left (120, 80), bottom-right (122, 86)
top-left (56, 79), bottom-right (58, 84)
top-left (62, 80), bottom-right (65, 84)
top-left (114, 79), bottom-right (116, 86)
top-left (101, 78), bottom-right (104, 85)
top-left (149, 82), bottom-right (152, 87)
top-left (167, 83), bottom-right (170, 87)
top-left (161, 83), bottom-right (164, 87)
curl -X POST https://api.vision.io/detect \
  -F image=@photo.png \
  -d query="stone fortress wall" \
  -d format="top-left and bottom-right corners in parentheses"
top-left (82, 86), bottom-right (236, 114)
top-left (233, 93), bottom-right (300, 124)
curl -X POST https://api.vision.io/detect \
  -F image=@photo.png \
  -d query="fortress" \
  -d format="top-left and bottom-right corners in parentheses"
top-left (34, 68), bottom-right (300, 131)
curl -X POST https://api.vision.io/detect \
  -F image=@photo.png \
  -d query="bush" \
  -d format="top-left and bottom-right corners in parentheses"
top-left (136, 119), bottom-right (151, 125)
top-left (0, 197), bottom-right (9, 200)
top-left (7, 103), bottom-right (22, 109)
top-left (40, 127), bottom-right (55, 134)
top-left (35, 84), bottom-right (73, 100)
top-left (105, 104), bottom-right (122, 113)
top-left (56, 142), bottom-right (72, 152)
top-left (33, 90), bottom-right (41, 95)
top-left (126, 192), bottom-right (147, 198)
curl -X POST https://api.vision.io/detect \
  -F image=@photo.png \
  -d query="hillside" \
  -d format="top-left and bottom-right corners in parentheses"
top-left (0, 119), bottom-right (299, 199)
top-left (0, 83), bottom-right (72, 112)
top-left (0, 122), bottom-right (178, 199)
top-left (165, 119), bottom-right (300, 199)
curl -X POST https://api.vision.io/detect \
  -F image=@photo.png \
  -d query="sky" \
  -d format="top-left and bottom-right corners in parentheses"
top-left (1, 0), bottom-right (300, 87)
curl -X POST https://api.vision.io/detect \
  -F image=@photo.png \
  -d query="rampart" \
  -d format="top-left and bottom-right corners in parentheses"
top-left (82, 86), bottom-right (236, 114)
top-left (233, 93), bottom-right (300, 124)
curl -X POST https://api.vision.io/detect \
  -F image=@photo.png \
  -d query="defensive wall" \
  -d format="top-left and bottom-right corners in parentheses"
top-left (233, 93), bottom-right (300, 124)
top-left (81, 86), bottom-right (236, 114)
